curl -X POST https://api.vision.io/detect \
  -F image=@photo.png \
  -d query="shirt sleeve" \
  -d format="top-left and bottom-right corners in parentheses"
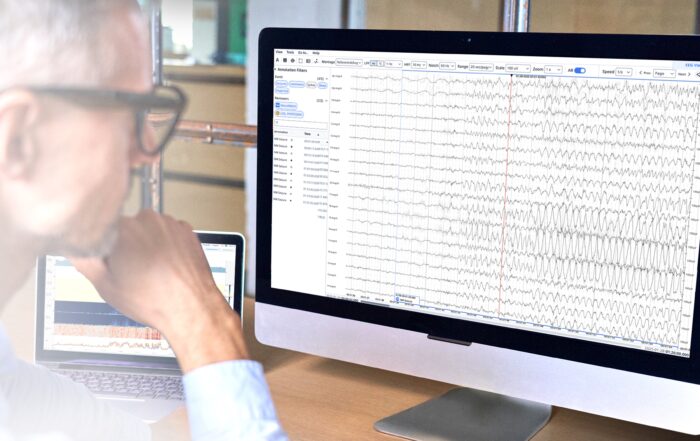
top-left (183, 360), bottom-right (288, 441)
top-left (0, 360), bottom-right (150, 441)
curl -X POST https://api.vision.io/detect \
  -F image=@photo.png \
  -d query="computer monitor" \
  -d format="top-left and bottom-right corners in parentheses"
top-left (256, 28), bottom-right (700, 436)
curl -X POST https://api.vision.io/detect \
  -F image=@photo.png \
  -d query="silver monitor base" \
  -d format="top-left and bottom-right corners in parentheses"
top-left (374, 387), bottom-right (552, 441)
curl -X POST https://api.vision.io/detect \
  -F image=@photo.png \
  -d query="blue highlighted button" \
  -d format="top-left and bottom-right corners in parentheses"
top-left (574, 67), bottom-right (586, 74)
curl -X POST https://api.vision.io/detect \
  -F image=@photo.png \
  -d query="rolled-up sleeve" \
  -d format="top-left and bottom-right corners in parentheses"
top-left (183, 360), bottom-right (287, 441)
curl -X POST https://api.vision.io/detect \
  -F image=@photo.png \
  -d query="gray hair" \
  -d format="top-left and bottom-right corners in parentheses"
top-left (0, 0), bottom-right (142, 89)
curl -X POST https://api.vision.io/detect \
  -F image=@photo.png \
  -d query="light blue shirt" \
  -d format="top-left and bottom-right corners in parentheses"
top-left (183, 360), bottom-right (288, 441)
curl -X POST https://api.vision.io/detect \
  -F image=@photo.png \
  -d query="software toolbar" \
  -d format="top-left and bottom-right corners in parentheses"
top-left (274, 49), bottom-right (700, 79)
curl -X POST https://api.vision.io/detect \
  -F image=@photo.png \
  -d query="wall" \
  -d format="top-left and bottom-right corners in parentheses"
top-left (531, 0), bottom-right (696, 34)
top-left (366, 0), bottom-right (500, 31)
top-left (364, 0), bottom-right (697, 34)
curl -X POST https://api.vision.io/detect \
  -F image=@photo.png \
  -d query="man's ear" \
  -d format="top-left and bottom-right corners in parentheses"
top-left (0, 90), bottom-right (39, 179)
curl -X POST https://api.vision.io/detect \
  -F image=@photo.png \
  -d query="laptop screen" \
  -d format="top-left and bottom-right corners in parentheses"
top-left (41, 242), bottom-right (238, 358)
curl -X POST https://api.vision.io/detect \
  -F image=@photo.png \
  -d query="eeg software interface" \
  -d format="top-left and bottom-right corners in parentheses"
top-left (42, 243), bottom-right (237, 358)
top-left (270, 49), bottom-right (700, 358)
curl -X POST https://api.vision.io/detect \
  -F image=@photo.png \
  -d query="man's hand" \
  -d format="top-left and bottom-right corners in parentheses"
top-left (71, 210), bottom-right (249, 373)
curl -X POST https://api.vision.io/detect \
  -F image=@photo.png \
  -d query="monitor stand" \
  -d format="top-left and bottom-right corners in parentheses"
top-left (374, 387), bottom-right (552, 441)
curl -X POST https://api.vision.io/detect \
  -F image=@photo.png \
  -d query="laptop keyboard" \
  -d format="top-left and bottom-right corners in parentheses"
top-left (55, 369), bottom-right (184, 401)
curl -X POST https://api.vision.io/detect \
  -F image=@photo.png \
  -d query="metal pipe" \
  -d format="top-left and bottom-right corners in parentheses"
top-left (173, 120), bottom-right (257, 148)
top-left (502, 0), bottom-right (530, 33)
top-left (142, 0), bottom-right (164, 213)
top-left (341, 0), bottom-right (350, 29)
top-left (150, 1), bottom-right (163, 86)
top-left (515, 0), bottom-right (530, 32)
top-left (502, 0), bottom-right (515, 32)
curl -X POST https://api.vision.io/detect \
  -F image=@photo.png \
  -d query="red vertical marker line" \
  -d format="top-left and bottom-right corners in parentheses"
top-left (498, 75), bottom-right (514, 316)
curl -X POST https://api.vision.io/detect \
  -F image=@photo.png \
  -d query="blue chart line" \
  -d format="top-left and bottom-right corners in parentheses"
top-left (54, 301), bottom-right (145, 328)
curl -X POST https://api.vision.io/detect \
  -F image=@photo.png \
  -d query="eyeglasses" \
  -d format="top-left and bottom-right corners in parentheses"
top-left (27, 85), bottom-right (187, 156)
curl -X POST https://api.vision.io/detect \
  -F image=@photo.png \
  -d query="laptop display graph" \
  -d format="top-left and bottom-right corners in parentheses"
top-left (41, 243), bottom-right (238, 358)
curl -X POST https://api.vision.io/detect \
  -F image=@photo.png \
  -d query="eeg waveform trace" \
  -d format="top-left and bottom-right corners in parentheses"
top-left (271, 50), bottom-right (700, 357)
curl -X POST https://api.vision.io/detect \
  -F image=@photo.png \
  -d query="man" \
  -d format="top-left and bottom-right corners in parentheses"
top-left (0, 0), bottom-right (286, 439)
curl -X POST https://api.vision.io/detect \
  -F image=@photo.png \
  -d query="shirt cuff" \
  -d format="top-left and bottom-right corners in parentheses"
top-left (183, 360), bottom-right (286, 441)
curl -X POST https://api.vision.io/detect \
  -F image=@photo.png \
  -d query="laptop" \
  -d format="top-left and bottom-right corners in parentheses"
top-left (35, 231), bottom-right (245, 422)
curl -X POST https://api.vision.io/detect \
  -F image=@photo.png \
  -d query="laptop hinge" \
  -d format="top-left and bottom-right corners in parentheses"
top-left (45, 360), bottom-right (181, 375)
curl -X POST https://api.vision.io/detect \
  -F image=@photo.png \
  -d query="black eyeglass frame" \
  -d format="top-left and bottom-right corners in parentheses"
top-left (26, 85), bottom-right (187, 156)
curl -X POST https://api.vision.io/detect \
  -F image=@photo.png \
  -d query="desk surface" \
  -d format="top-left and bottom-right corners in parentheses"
top-left (244, 299), bottom-right (696, 441)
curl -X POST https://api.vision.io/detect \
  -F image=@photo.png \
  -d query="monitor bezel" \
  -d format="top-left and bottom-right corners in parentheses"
top-left (257, 28), bottom-right (700, 384)
top-left (35, 231), bottom-right (245, 367)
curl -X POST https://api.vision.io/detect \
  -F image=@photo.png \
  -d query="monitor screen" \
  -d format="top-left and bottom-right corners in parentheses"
top-left (41, 243), bottom-right (238, 358)
top-left (270, 49), bottom-right (699, 359)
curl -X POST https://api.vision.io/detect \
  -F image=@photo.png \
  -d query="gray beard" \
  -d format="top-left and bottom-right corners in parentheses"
top-left (44, 177), bottom-right (132, 259)
top-left (44, 220), bottom-right (119, 259)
